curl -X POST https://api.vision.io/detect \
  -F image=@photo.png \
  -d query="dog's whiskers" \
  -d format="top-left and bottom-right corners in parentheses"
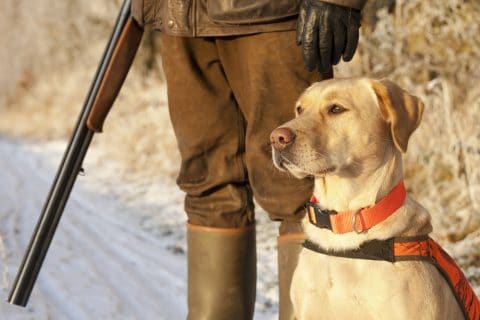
top-left (313, 150), bottom-right (329, 158)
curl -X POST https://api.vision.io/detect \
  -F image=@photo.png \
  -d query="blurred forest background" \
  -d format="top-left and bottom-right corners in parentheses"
top-left (0, 0), bottom-right (479, 278)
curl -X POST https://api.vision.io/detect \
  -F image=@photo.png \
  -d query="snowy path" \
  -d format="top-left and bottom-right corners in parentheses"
top-left (0, 137), bottom-right (279, 319)
top-left (0, 137), bottom-right (188, 319)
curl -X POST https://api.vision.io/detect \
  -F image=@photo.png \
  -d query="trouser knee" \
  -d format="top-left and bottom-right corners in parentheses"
top-left (183, 183), bottom-right (255, 228)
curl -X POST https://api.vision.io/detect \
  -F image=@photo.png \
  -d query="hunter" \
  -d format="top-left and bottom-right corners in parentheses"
top-left (130, 0), bottom-right (365, 319)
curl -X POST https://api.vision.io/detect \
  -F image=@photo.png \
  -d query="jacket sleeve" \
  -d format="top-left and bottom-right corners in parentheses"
top-left (318, 0), bottom-right (367, 10)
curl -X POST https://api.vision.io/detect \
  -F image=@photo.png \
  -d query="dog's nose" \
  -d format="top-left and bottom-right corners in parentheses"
top-left (270, 127), bottom-right (296, 151)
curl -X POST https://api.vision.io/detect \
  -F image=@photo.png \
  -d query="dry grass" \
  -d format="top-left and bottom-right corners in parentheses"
top-left (0, 0), bottom-right (179, 180)
top-left (1, 0), bottom-right (479, 244)
top-left (351, 0), bottom-right (480, 241)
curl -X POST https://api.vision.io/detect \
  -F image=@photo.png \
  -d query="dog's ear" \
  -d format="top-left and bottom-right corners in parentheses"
top-left (371, 79), bottom-right (424, 153)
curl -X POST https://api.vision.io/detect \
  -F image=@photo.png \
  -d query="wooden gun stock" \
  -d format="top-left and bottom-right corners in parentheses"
top-left (7, 0), bottom-right (143, 307)
top-left (87, 16), bottom-right (143, 132)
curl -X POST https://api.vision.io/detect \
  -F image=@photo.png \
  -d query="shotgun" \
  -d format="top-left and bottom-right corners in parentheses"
top-left (7, 0), bottom-right (143, 306)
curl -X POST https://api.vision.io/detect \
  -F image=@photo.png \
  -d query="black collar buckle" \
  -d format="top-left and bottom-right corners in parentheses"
top-left (305, 202), bottom-right (337, 230)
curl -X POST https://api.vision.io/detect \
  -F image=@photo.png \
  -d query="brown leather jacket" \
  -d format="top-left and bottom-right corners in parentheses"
top-left (131, 0), bottom-right (366, 37)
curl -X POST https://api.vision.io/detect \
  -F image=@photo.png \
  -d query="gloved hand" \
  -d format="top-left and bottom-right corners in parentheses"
top-left (296, 0), bottom-right (362, 74)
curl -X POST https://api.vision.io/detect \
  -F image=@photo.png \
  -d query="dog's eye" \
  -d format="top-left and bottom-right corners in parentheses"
top-left (328, 104), bottom-right (346, 115)
top-left (296, 105), bottom-right (304, 115)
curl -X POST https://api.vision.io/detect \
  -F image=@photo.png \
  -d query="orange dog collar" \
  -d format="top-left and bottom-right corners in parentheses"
top-left (306, 181), bottom-right (406, 234)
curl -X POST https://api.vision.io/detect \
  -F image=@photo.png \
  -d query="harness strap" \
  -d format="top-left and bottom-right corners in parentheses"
top-left (304, 237), bottom-right (480, 320)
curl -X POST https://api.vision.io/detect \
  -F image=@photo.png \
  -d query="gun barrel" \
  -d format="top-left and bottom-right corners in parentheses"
top-left (7, 0), bottom-right (141, 306)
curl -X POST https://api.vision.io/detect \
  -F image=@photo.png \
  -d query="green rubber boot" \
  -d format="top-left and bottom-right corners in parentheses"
top-left (187, 223), bottom-right (256, 320)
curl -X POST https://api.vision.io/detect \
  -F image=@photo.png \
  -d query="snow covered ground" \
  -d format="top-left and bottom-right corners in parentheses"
top-left (0, 137), bottom-right (280, 319)
top-left (0, 136), bottom-right (478, 319)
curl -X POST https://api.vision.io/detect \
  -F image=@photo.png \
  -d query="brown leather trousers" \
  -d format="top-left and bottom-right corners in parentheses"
top-left (160, 31), bottom-right (324, 231)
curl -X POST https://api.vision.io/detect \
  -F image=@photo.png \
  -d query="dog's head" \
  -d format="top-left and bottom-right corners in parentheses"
top-left (270, 78), bottom-right (424, 179)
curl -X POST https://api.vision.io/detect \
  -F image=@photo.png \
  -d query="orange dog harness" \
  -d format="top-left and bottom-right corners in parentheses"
top-left (303, 181), bottom-right (480, 320)
top-left (304, 181), bottom-right (479, 319)
top-left (304, 237), bottom-right (480, 320)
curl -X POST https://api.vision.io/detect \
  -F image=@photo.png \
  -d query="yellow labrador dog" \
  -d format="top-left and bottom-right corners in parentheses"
top-left (270, 78), bottom-right (467, 319)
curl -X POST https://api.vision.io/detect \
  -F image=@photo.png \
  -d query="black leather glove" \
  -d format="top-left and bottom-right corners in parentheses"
top-left (296, 0), bottom-right (362, 74)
